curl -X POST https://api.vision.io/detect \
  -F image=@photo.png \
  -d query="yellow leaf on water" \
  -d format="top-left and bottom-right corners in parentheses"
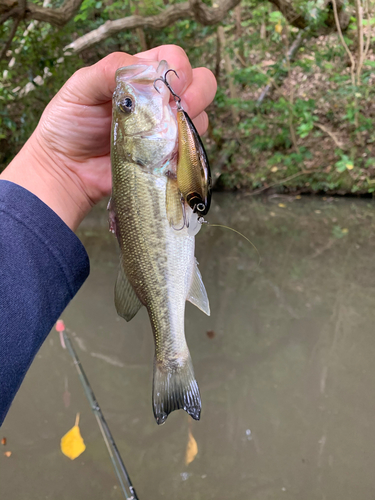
top-left (185, 428), bottom-right (198, 466)
top-left (61, 413), bottom-right (86, 460)
top-left (278, 203), bottom-right (286, 208)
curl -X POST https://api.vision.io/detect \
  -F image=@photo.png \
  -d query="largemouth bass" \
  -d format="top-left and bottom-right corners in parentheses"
top-left (110, 61), bottom-right (210, 425)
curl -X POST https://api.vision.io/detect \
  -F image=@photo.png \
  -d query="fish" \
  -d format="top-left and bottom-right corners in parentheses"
top-left (109, 61), bottom-right (210, 425)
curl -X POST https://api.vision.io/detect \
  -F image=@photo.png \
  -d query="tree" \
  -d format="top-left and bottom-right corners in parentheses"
top-left (2, 0), bottom-right (374, 196)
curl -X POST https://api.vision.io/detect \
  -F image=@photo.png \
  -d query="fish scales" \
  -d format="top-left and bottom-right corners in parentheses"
top-left (112, 162), bottom-right (193, 362)
top-left (110, 62), bottom-right (210, 424)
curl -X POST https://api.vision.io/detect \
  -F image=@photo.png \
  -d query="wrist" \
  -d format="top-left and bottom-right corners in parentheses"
top-left (0, 133), bottom-right (91, 231)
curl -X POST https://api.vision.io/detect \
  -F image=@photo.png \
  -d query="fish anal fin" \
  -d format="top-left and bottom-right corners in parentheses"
top-left (115, 266), bottom-right (142, 322)
top-left (166, 176), bottom-right (185, 229)
top-left (187, 260), bottom-right (210, 316)
top-left (153, 354), bottom-right (201, 425)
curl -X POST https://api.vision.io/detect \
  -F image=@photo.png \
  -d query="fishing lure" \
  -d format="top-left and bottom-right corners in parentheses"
top-left (154, 70), bottom-right (260, 264)
top-left (154, 70), bottom-right (212, 218)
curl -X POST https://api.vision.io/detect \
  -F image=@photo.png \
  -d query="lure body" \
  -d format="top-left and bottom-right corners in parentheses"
top-left (176, 108), bottom-right (212, 216)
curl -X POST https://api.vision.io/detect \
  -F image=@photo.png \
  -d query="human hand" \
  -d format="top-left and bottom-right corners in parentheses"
top-left (1, 46), bottom-right (217, 230)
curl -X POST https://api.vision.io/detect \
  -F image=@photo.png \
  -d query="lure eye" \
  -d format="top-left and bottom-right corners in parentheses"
top-left (118, 97), bottom-right (133, 114)
top-left (196, 203), bottom-right (206, 212)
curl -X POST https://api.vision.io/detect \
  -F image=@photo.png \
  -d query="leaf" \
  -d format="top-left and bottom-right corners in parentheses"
top-left (4, 451), bottom-right (11, 457)
top-left (61, 414), bottom-right (86, 460)
top-left (1, 437), bottom-right (6, 446)
top-left (332, 225), bottom-right (348, 239)
top-left (362, 18), bottom-right (375, 26)
top-left (364, 60), bottom-right (375, 67)
top-left (185, 428), bottom-right (198, 466)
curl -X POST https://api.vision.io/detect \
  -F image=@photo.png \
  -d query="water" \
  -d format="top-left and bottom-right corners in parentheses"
top-left (2, 194), bottom-right (375, 499)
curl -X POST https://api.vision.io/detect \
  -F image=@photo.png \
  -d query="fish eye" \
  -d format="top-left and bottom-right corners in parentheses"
top-left (118, 96), bottom-right (133, 113)
top-left (196, 203), bottom-right (205, 212)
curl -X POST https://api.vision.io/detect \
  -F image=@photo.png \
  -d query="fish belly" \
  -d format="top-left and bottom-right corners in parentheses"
top-left (113, 162), bottom-right (194, 362)
top-left (113, 162), bottom-right (201, 424)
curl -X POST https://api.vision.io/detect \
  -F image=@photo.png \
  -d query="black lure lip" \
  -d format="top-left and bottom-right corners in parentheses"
top-left (153, 70), bottom-right (212, 217)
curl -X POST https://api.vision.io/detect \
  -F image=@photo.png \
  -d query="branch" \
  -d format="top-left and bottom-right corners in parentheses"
top-left (0, 14), bottom-right (19, 60)
top-left (189, 0), bottom-right (242, 25)
top-left (0, 0), bottom-right (83, 27)
top-left (11, 0), bottom-right (242, 96)
top-left (267, 0), bottom-right (308, 29)
top-left (247, 170), bottom-right (319, 196)
top-left (64, 0), bottom-right (242, 54)
top-left (257, 28), bottom-right (308, 106)
top-left (267, 0), bottom-right (349, 32)
top-left (0, 4), bottom-right (18, 25)
top-left (331, 0), bottom-right (355, 86)
top-left (314, 122), bottom-right (345, 150)
top-left (0, 0), bottom-right (26, 61)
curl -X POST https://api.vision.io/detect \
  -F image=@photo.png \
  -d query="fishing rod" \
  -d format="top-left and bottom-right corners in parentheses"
top-left (56, 320), bottom-right (139, 500)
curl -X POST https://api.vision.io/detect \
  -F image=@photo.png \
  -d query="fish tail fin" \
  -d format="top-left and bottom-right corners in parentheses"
top-left (153, 354), bottom-right (201, 425)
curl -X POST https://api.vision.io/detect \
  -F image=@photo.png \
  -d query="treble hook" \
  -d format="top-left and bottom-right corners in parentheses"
top-left (153, 69), bottom-right (182, 109)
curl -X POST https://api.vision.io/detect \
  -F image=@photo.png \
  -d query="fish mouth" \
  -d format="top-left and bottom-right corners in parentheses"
top-left (115, 61), bottom-right (169, 84)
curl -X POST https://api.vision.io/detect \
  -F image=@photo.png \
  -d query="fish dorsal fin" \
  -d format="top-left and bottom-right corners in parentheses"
top-left (115, 265), bottom-right (143, 322)
top-left (166, 175), bottom-right (185, 229)
top-left (187, 260), bottom-right (210, 316)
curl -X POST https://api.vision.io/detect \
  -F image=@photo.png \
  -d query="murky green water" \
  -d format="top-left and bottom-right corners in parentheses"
top-left (2, 194), bottom-right (375, 499)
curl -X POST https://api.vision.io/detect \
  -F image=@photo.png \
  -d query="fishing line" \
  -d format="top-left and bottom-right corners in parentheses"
top-left (202, 221), bottom-right (261, 267)
top-left (58, 322), bottom-right (139, 500)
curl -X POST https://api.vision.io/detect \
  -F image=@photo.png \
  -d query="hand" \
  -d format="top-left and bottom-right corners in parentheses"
top-left (1, 46), bottom-right (217, 230)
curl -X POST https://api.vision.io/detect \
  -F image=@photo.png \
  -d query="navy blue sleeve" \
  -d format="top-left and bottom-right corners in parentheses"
top-left (0, 180), bottom-right (90, 425)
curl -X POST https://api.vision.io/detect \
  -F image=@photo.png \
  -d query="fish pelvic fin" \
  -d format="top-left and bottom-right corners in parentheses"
top-left (187, 260), bottom-right (210, 316)
top-left (115, 265), bottom-right (143, 322)
top-left (153, 354), bottom-right (201, 425)
top-left (166, 175), bottom-right (185, 229)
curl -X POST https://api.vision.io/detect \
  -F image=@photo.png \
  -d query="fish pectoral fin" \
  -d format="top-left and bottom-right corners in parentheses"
top-left (107, 197), bottom-right (117, 235)
top-left (187, 260), bottom-right (210, 316)
top-left (153, 354), bottom-right (201, 425)
top-left (115, 266), bottom-right (143, 322)
top-left (166, 176), bottom-right (185, 229)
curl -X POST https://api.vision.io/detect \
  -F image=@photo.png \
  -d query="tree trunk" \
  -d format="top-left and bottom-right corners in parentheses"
top-left (217, 25), bottom-right (238, 124)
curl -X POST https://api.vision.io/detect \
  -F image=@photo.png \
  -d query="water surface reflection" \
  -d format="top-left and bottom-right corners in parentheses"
top-left (2, 194), bottom-right (375, 499)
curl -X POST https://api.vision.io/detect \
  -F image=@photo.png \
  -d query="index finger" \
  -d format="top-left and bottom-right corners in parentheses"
top-left (64, 52), bottom-right (139, 105)
top-left (64, 46), bottom-right (193, 106)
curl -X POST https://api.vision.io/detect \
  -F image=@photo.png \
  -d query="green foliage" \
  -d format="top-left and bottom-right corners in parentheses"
top-left (335, 154), bottom-right (354, 173)
top-left (1, 0), bottom-right (375, 195)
